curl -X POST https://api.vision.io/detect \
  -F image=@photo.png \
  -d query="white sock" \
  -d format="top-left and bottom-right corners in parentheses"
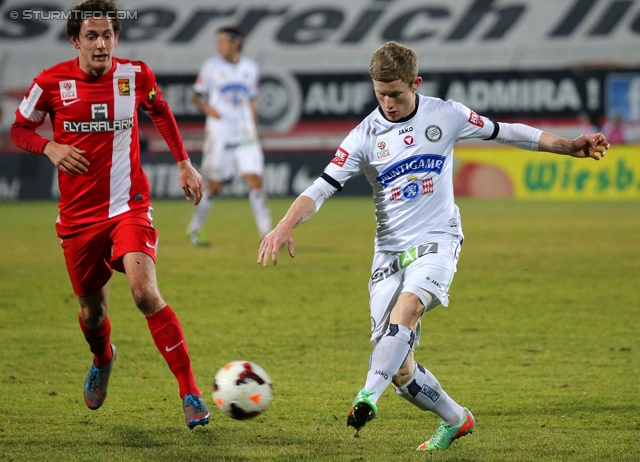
top-left (364, 324), bottom-right (415, 404)
top-left (249, 189), bottom-right (272, 237)
top-left (394, 361), bottom-right (464, 426)
top-left (189, 192), bottom-right (212, 233)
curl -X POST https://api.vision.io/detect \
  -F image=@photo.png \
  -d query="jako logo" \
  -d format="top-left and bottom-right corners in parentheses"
top-left (374, 370), bottom-right (389, 380)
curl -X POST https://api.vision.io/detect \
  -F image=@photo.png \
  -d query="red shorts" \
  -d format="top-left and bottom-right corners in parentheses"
top-left (56, 208), bottom-right (158, 297)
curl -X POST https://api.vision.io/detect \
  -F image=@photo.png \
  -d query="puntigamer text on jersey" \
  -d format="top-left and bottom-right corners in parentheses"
top-left (376, 155), bottom-right (446, 187)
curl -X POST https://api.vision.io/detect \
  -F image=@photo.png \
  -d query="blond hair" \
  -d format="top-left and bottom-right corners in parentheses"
top-left (369, 41), bottom-right (418, 84)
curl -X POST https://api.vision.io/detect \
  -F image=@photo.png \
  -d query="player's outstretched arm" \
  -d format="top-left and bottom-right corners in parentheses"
top-left (538, 132), bottom-right (610, 160)
top-left (257, 195), bottom-right (317, 267)
top-left (178, 159), bottom-right (204, 205)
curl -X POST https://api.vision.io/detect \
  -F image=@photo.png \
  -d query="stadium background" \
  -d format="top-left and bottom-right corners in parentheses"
top-left (1, 0), bottom-right (639, 201)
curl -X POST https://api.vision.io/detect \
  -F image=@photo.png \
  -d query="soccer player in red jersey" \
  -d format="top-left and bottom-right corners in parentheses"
top-left (11, 0), bottom-right (210, 428)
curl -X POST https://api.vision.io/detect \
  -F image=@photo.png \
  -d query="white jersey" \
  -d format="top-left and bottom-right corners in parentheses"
top-left (321, 94), bottom-right (498, 252)
top-left (194, 55), bottom-right (260, 141)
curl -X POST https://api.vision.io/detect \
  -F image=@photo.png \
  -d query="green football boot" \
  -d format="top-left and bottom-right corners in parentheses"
top-left (416, 407), bottom-right (475, 451)
top-left (347, 387), bottom-right (378, 431)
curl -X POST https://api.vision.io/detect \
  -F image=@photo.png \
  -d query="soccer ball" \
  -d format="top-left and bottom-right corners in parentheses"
top-left (212, 361), bottom-right (273, 420)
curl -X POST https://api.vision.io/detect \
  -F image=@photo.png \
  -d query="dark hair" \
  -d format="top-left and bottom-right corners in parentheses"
top-left (67, 0), bottom-right (121, 39)
top-left (217, 26), bottom-right (245, 51)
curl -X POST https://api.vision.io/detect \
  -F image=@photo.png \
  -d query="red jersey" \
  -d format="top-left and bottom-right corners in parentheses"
top-left (12, 57), bottom-right (188, 224)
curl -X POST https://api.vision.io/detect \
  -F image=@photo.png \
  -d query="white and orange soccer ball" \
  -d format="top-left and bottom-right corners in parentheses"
top-left (212, 361), bottom-right (273, 419)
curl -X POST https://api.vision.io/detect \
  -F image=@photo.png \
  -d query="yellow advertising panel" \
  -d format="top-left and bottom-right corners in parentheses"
top-left (453, 145), bottom-right (640, 200)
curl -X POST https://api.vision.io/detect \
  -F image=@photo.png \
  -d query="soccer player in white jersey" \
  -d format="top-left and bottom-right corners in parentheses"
top-left (258, 41), bottom-right (610, 451)
top-left (187, 26), bottom-right (271, 246)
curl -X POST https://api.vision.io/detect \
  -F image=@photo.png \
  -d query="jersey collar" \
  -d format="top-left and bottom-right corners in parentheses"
top-left (377, 94), bottom-right (419, 124)
top-left (73, 57), bottom-right (118, 80)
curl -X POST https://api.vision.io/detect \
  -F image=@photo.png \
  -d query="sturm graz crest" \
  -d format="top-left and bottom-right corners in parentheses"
top-left (425, 125), bottom-right (442, 142)
top-left (402, 182), bottom-right (420, 201)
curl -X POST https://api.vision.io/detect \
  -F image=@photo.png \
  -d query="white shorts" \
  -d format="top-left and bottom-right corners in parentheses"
top-left (368, 234), bottom-right (462, 346)
top-left (201, 124), bottom-right (264, 182)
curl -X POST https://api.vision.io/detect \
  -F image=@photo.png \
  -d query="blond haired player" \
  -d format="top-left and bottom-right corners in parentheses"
top-left (258, 41), bottom-right (609, 451)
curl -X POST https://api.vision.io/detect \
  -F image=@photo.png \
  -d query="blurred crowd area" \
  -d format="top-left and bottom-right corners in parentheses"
top-left (2, 0), bottom-right (640, 155)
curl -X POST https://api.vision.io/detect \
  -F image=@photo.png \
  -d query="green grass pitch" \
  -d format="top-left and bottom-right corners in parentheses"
top-left (0, 198), bottom-right (638, 461)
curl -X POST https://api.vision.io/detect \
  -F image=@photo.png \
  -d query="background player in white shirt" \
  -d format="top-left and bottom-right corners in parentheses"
top-left (257, 42), bottom-right (609, 451)
top-left (187, 26), bottom-right (271, 246)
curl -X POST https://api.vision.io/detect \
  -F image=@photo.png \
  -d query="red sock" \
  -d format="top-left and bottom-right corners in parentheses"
top-left (78, 315), bottom-right (113, 368)
top-left (146, 305), bottom-right (199, 398)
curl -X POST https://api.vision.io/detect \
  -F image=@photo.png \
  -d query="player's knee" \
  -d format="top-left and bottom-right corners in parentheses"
top-left (391, 293), bottom-right (425, 326)
top-left (208, 180), bottom-right (222, 194)
top-left (78, 306), bottom-right (107, 328)
top-left (383, 323), bottom-right (415, 344)
top-left (245, 175), bottom-right (262, 190)
top-left (77, 289), bottom-right (108, 327)
top-left (130, 285), bottom-right (163, 316)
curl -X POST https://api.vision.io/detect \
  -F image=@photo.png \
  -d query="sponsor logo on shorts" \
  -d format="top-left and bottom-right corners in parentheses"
top-left (371, 242), bottom-right (439, 283)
